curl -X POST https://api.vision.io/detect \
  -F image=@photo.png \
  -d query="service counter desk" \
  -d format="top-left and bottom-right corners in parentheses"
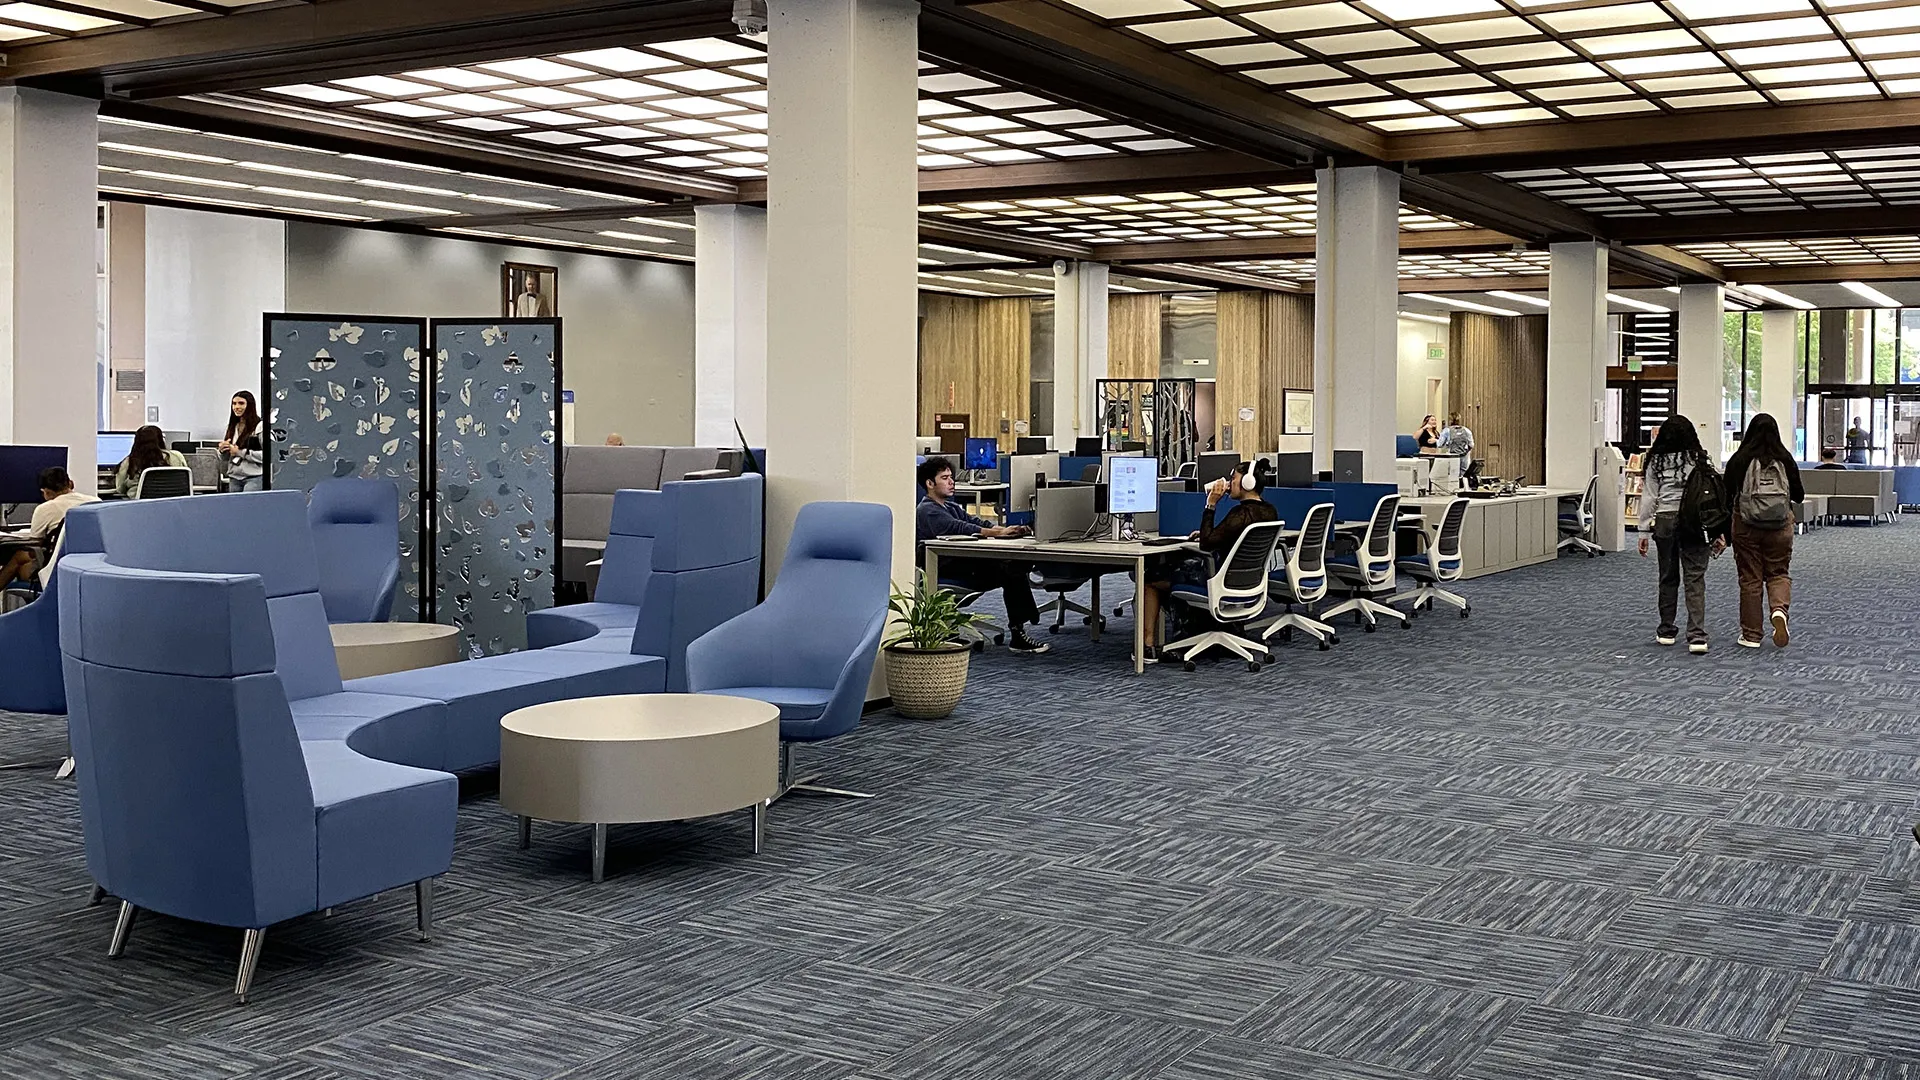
top-left (1403, 488), bottom-right (1579, 579)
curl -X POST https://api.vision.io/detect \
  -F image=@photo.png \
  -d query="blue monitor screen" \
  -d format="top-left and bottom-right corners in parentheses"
top-left (964, 437), bottom-right (998, 470)
top-left (97, 433), bottom-right (135, 464)
top-left (1107, 455), bottom-right (1159, 515)
top-left (0, 445), bottom-right (67, 504)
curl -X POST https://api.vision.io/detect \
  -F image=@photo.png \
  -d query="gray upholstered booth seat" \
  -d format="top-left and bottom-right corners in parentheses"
top-left (561, 445), bottom-right (736, 588)
top-left (1799, 468), bottom-right (1895, 523)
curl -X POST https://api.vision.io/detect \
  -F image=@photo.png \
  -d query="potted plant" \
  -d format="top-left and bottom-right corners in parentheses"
top-left (883, 573), bottom-right (988, 720)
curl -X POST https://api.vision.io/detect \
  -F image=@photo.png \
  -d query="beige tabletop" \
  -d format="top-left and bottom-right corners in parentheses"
top-left (500, 694), bottom-right (781, 881)
top-left (329, 621), bottom-right (461, 681)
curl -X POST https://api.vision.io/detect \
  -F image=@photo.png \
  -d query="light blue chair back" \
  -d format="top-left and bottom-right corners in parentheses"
top-left (308, 479), bottom-right (401, 623)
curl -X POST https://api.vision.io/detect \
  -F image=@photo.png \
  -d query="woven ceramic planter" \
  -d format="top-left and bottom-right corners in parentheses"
top-left (884, 643), bottom-right (972, 720)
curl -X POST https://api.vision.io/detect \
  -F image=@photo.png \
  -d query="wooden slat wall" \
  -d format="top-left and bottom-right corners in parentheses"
top-left (1264, 292), bottom-right (1313, 446)
top-left (1215, 291), bottom-right (1266, 458)
top-left (917, 293), bottom-right (1031, 450)
top-left (919, 294), bottom-right (976, 439)
top-left (1448, 312), bottom-right (1547, 484)
top-left (1107, 293), bottom-right (1162, 380)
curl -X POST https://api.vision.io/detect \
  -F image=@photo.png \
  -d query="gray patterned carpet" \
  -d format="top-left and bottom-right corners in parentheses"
top-left (6, 521), bottom-right (1920, 1079)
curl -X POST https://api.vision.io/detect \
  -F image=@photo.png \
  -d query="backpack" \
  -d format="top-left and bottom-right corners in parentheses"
top-left (1737, 458), bottom-right (1792, 528)
top-left (1679, 459), bottom-right (1729, 540)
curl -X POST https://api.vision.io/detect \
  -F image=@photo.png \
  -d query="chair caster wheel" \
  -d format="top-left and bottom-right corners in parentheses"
top-left (1460, 608), bottom-right (1470, 619)
top-left (1113, 607), bottom-right (1126, 618)
top-left (1318, 641), bottom-right (1331, 651)
top-left (1329, 636), bottom-right (1340, 646)
top-left (1247, 661), bottom-right (1261, 673)
top-left (1402, 619), bottom-right (1413, 629)
top-left (992, 634), bottom-right (1004, 645)
top-left (1183, 661), bottom-right (1197, 672)
top-left (1048, 626), bottom-right (1060, 635)
top-left (1364, 623), bottom-right (1376, 633)
top-left (972, 640), bottom-right (985, 653)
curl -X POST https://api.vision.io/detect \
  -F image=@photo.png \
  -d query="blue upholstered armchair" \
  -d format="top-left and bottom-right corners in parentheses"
top-left (685, 502), bottom-right (891, 800)
top-left (0, 578), bottom-right (64, 716)
top-left (307, 479), bottom-right (401, 623)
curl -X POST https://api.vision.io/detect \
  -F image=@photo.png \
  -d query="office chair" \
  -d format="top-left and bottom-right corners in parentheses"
top-left (1164, 520), bottom-right (1286, 673)
top-left (1254, 501), bottom-right (1339, 651)
top-left (1392, 497), bottom-right (1471, 618)
top-left (1036, 568), bottom-right (1101, 634)
top-left (1321, 493), bottom-right (1410, 632)
top-left (1558, 475), bottom-right (1603, 557)
top-left (940, 584), bottom-right (1005, 651)
top-left (1177, 462), bottom-right (1198, 480)
top-left (132, 466), bottom-right (193, 500)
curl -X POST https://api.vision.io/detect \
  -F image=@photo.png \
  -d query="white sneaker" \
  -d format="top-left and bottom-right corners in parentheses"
top-left (1688, 641), bottom-right (1708, 654)
top-left (1656, 633), bottom-right (1677, 646)
top-left (1737, 637), bottom-right (1761, 649)
top-left (1772, 609), bottom-right (1790, 648)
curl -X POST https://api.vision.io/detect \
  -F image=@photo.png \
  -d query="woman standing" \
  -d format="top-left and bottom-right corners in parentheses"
top-left (222, 390), bottom-right (265, 492)
top-left (113, 425), bottom-right (188, 498)
top-left (1723, 413), bottom-right (1802, 649)
top-left (1636, 416), bottom-right (1725, 654)
top-left (1416, 414), bottom-right (1440, 452)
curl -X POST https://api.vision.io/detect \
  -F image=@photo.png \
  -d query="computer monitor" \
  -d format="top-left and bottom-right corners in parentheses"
top-left (162, 429), bottom-right (192, 447)
top-left (1099, 449), bottom-right (1143, 482)
top-left (1007, 452), bottom-right (1058, 512)
top-left (1104, 454), bottom-right (1158, 515)
top-left (1333, 450), bottom-right (1364, 484)
top-left (1035, 484), bottom-right (1096, 540)
top-left (0, 445), bottom-right (67, 504)
top-left (1273, 451), bottom-right (1314, 488)
top-left (963, 437), bottom-right (999, 471)
top-left (97, 432), bottom-right (135, 465)
top-left (1074, 436), bottom-right (1101, 457)
top-left (1197, 451), bottom-right (1240, 486)
top-left (1016, 436), bottom-right (1047, 455)
top-left (1120, 440), bottom-right (1147, 453)
top-left (914, 435), bottom-right (941, 456)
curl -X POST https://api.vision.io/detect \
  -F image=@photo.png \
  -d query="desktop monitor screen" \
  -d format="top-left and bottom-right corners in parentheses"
top-left (1273, 451), bottom-right (1314, 488)
top-left (1333, 450), bottom-right (1364, 484)
top-left (1016, 436), bottom-right (1047, 455)
top-left (1074, 436), bottom-right (1101, 457)
top-left (1106, 455), bottom-right (1159, 515)
top-left (97, 432), bottom-right (135, 465)
top-left (1197, 451), bottom-right (1240, 486)
top-left (0, 445), bottom-right (67, 504)
top-left (963, 437), bottom-right (999, 470)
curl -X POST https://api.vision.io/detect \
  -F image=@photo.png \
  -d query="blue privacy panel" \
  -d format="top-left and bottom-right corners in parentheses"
top-left (264, 315), bottom-right (428, 622)
top-left (432, 319), bottom-right (562, 657)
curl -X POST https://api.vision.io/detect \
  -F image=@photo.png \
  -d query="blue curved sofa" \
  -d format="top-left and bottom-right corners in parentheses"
top-left (60, 491), bottom-right (664, 775)
top-left (528, 474), bottom-right (762, 692)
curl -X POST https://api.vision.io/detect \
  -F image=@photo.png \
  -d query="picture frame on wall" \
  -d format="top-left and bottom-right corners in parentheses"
top-left (1283, 388), bottom-right (1314, 435)
top-left (502, 263), bottom-right (558, 318)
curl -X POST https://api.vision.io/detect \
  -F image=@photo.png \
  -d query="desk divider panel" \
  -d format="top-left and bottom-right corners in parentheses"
top-left (431, 319), bottom-right (562, 658)
top-left (262, 314), bottom-right (429, 621)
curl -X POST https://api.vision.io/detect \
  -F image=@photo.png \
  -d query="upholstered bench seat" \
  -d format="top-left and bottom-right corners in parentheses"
top-left (526, 602), bottom-right (639, 649)
top-left (290, 692), bottom-right (449, 772)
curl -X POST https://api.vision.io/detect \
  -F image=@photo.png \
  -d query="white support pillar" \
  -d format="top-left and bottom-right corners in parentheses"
top-left (1052, 260), bottom-right (1107, 445)
top-left (1759, 308), bottom-right (1797, 439)
top-left (1545, 242), bottom-right (1609, 490)
top-left (1676, 283), bottom-right (1726, 454)
top-left (766, 0), bottom-right (919, 581)
top-left (1312, 166), bottom-right (1399, 481)
top-left (693, 203), bottom-right (768, 448)
top-left (0, 88), bottom-right (99, 491)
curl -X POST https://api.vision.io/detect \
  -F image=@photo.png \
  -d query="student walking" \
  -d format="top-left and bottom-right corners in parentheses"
top-left (1723, 413), bottom-right (1802, 649)
top-left (1637, 415), bottom-right (1726, 654)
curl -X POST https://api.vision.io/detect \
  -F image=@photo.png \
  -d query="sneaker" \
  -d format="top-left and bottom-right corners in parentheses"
top-left (1656, 632), bottom-right (1677, 646)
top-left (1008, 631), bottom-right (1050, 655)
top-left (1737, 636), bottom-right (1761, 649)
top-left (1772, 609), bottom-right (1790, 648)
top-left (1688, 640), bottom-right (1708, 655)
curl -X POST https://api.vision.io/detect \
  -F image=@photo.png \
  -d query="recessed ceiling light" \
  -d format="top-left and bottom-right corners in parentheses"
top-left (1486, 290), bottom-right (1550, 308)
top-left (1608, 293), bottom-right (1671, 313)
top-left (597, 230), bottom-right (675, 244)
top-left (1841, 281), bottom-right (1901, 307)
top-left (1404, 293), bottom-right (1521, 316)
top-left (1398, 311), bottom-right (1452, 325)
top-left (1737, 284), bottom-right (1815, 309)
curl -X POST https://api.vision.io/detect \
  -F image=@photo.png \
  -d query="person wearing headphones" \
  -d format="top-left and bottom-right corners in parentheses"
top-left (1140, 459), bottom-right (1277, 660)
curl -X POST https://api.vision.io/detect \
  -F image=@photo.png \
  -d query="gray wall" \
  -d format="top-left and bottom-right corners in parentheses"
top-left (283, 223), bottom-right (695, 445)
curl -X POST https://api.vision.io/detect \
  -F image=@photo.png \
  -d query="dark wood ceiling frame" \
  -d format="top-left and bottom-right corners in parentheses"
top-left (1125, 263), bottom-right (1302, 292)
top-left (2, 0), bottom-right (737, 99)
top-left (919, 219), bottom-right (1093, 262)
top-left (1096, 229), bottom-right (1520, 265)
top-left (733, 150), bottom-right (1307, 205)
top-left (1735, 263), bottom-right (1920, 286)
top-left (1614, 207), bottom-right (1920, 245)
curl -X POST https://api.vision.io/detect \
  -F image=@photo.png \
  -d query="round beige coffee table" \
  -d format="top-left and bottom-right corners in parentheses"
top-left (499, 694), bottom-right (780, 882)
top-left (329, 622), bottom-right (462, 681)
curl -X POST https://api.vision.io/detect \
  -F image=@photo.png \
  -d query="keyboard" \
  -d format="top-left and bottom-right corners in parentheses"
top-left (1143, 535), bottom-right (1189, 547)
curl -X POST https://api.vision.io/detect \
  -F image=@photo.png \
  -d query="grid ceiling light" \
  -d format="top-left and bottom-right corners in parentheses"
top-left (1675, 234), bottom-right (1920, 266)
top-left (0, 1), bottom-right (283, 45)
top-left (1607, 292), bottom-right (1672, 312)
top-left (920, 186), bottom-right (1471, 244)
top-left (1734, 283), bottom-right (1816, 308)
top-left (1399, 310), bottom-right (1452, 324)
top-left (1050, 0), bottom-right (1920, 132)
top-left (1174, 247), bottom-right (1551, 288)
top-left (248, 37), bottom-right (1200, 179)
top-left (1496, 146), bottom-right (1920, 219)
top-left (1404, 292), bottom-right (1523, 315)
top-left (1486, 288), bottom-right (1549, 307)
top-left (1841, 280), bottom-right (1902, 306)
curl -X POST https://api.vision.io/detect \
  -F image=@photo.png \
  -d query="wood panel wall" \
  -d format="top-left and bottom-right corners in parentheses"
top-left (1448, 312), bottom-right (1547, 484)
top-left (1107, 293), bottom-right (1162, 380)
top-left (918, 293), bottom-right (1032, 450)
top-left (1208, 290), bottom-right (1314, 458)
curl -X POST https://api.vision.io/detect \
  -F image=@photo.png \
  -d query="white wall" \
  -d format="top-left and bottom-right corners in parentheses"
top-left (144, 206), bottom-right (286, 439)
top-left (284, 225), bottom-right (695, 446)
top-left (1397, 316), bottom-right (1448, 434)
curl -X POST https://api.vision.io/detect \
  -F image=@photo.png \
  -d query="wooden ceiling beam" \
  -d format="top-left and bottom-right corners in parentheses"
top-left (919, 219), bottom-right (1093, 262)
top-left (1094, 228), bottom-right (1520, 264)
top-left (1610, 206), bottom-right (1920, 244)
top-left (1122, 263), bottom-right (1304, 293)
top-left (1731, 263), bottom-right (1920, 285)
top-left (730, 150), bottom-right (1309, 206)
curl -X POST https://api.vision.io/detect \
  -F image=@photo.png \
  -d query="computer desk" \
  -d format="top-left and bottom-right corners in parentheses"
top-left (952, 482), bottom-right (1008, 522)
top-left (924, 535), bottom-right (1197, 675)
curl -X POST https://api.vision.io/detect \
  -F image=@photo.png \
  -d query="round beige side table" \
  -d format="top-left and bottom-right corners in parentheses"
top-left (329, 622), bottom-right (462, 681)
top-left (499, 694), bottom-right (780, 882)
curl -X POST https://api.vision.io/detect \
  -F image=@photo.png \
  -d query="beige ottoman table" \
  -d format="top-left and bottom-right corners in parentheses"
top-left (499, 694), bottom-right (780, 882)
top-left (329, 622), bottom-right (462, 681)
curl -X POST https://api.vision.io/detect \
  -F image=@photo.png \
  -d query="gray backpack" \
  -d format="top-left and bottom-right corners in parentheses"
top-left (1737, 459), bottom-right (1791, 528)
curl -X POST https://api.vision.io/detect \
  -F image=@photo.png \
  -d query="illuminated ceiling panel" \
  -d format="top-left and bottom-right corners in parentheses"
top-left (0, 0), bottom-right (283, 44)
top-left (1048, 0), bottom-right (1920, 131)
top-left (920, 186), bottom-right (1471, 244)
top-left (1495, 146), bottom-right (1920, 217)
top-left (1191, 248), bottom-right (1553, 287)
top-left (241, 36), bottom-right (1201, 178)
top-left (1675, 235), bottom-right (1920, 266)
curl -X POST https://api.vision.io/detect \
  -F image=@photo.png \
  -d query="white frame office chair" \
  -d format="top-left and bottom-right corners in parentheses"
top-left (1164, 520), bottom-right (1286, 673)
top-left (132, 466), bottom-right (192, 500)
top-left (1391, 497), bottom-right (1471, 618)
top-left (1322, 493), bottom-right (1410, 632)
top-left (1254, 501), bottom-right (1340, 650)
top-left (1177, 462), bottom-right (1198, 479)
top-left (1557, 475), bottom-right (1602, 557)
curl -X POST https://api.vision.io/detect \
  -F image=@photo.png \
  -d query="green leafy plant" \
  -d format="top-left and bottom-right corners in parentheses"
top-left (884, 571), bottom-right (990, 651)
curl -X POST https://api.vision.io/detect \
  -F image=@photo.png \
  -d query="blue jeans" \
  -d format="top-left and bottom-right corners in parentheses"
top-left (228, 474), bottom-right (264, 493)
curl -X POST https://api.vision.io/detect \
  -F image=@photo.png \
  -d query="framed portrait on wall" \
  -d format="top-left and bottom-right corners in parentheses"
top-left (1283, 388), bottom-right (1314, 435)
top-left (502, 263), bottom-right (558, 318)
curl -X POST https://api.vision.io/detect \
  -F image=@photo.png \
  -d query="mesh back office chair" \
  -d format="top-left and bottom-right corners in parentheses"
top-left (1558, 475), bottom-right (1602, 557)
top-left (1177, 462), bottom-right (1198, 479)
top-left (1391, 497), bottom-right (1472, 617)
top-left (1164, 520), bottom-right (1286, 672)
top-left (132, 466), bottom-right (192, 500)
top-left (1254, 501), bottom-right (1340, 651)
top-left (1322, 494), bottom-right (1410, 631)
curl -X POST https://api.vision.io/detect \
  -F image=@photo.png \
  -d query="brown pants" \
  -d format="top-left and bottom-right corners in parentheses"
top-left (1731, 517), bottom-right (1793, 641)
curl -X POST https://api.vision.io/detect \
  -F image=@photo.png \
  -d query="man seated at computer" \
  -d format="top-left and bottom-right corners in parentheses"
top-left (2, 467), bottom-right (98, 590)
top-left (916, 457), bottom-right (1051, 655)
top-left (1139, 460), bottom-right (1277, 661)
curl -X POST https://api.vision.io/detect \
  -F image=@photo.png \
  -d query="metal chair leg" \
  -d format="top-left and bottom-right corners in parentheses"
top-left (107, 901), bottom-right (136, 958)
top-left (235, 929), bottom-right (265, 1004)
top-left (415, 879), bottom-right (434, 942)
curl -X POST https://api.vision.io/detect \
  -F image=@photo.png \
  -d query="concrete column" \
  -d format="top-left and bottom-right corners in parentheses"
top-left (766, 0), bottom-right (918, 580)
top-left (1676, 283), bottom-right (1726, 454)
top-left (1312, 166), bottom-right (1399, 481)
top-left (693, 204), bottom-right (767, 448)
top-left (107, 202), bottom-right (146, 432)
top-left (0, 88), bottom-right (99, 490)
top-left (1759, 308), bottom-right (1797, 442)
top-left (1545, 242), bottom-right (1609, 489)
top-left (1051, 260), bottom-right (1107, 445)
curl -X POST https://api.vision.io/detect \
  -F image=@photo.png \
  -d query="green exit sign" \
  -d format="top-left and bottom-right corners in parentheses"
top-left (1426, 344), bottom-right (1445, 361)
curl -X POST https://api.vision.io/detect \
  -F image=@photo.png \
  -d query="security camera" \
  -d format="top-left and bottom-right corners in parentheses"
top-left (733, 0), bottom-right (768, 34)
top-left (1053, 259), bottom-right (1071, 276)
